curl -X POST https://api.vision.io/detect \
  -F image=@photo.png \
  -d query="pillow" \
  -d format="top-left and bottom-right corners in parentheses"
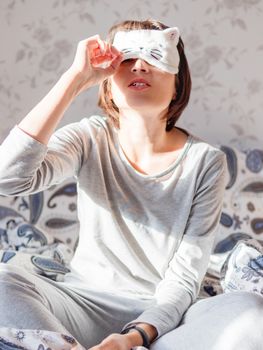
top-left (220, 239), bottom-right (263, 296)
top-left (214, 146), bottom-right (263, 255)
top-left (0, 178), bottom-right (79, 251)
top-left (200, 146), bottom-right (263, 298)
top-left (0, 178), bottom-right (77, 280)
top-left (0, 242), bottom-right (73, 281)
top-left (0, 328), bottom-right (84, 350)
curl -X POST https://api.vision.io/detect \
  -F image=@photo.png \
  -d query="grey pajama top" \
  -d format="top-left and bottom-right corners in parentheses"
top-left (0, 115), bottom-right (227, 337)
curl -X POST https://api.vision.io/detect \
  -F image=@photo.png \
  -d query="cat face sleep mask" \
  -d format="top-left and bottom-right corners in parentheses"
top-left (112, 27), bottom-right (180, 74)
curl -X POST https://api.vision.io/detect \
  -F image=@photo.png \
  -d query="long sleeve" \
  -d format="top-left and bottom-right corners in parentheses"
top-left (123, 151), bottom-right (227, 338)
top-left (0, 114), bottom-right (229, 339)
top-left (0, 120), bottom-right (90, 196)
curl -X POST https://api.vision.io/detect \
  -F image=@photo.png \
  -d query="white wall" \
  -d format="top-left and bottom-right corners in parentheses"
top-left (0, 0), bottom-right (262, 149)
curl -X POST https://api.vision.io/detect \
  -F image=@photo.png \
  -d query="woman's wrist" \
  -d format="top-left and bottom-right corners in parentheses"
top-left (136, 323), bottom-right (158, 342)
top-left (123, 330), bottom-right (144, 348)
top-left (62, 68), bottom-right (93, 96)
top-left (121, 323), bottom-right (158, 348)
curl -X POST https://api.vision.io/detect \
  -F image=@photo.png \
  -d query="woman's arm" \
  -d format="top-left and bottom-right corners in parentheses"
top-left (121, 151), bottom-right (228, 340)
top-left (0, 36), bottom-right (123, 195)
top-left (18, 70), bottom-right (89, 145)
top-left (18, 35), bottom-right (123, 145)
top-left (88, 150), bottom-right (227, 350)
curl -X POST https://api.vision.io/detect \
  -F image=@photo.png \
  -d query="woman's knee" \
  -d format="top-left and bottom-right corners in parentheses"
top-left (0, 262), bottom-right (27, 275)
top-left (214, 294), bottom-right (263, 349)
top-left (0, 263), bottom-right (33, 283)
top-left (233, 292), bottom-right (263, 326)
top-left (223, 291), bottom-right (263, 311)
top-left (190, 292), bottom-right (263, 343)
top-left (190, 291), bottom-right (262, 315)
top-left (0, 263), bottom-right (41, 300)
top-left (151, 293), bottom-right (263, 350)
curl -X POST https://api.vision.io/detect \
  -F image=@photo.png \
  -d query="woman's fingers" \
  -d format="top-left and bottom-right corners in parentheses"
top-left (90, 37), bottom-right (111, 58)
top-left (110, 45), bottom-right (121, 56)
top-left (68, 35), bottom-right (123, 93)
top-left (102, 52), bottom-right (123, 74)
top-left (97, 37), bottom-right (107, 55)
top-left (90, 41), bottom-right (123, 68)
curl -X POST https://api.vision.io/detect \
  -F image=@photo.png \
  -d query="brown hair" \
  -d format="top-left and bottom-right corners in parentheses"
top-left (97, 19), bottom-right (192, 131)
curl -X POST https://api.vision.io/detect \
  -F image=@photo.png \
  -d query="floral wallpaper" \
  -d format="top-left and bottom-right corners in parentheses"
top-left (0, 0), bottom-right (263, 149)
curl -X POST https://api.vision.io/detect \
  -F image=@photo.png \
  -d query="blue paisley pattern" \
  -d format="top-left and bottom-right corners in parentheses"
top-left (221, 239), bottom-right (263, 296)
top-left (220, 212), bottom-right (233, 228)
top-left (0, 179), bottom-right (77, 281)
top-left (0, 329), bottom-right (84, 350)
top-left (0, 337), bottom-right (27, 350)
top-left (45, 218), bottom-right (77, 229)
top-left (200, 146), bottom-right (263, 298)
top-left (1, 251), bottom-right (16, 263)
top-left (16, 224), bottom-right (48, 247)
top-left (242, 181), bottom-right (263, 193)
top-left (251, 218), bottom-right (263, 234)
top-left (29, 192), bottom-right (44, 225)
top-left (220, 145), bottom-right (238, 189)
top-left (31, 256), bottom-right (70, 275)
top-left (213, 232), bottom-right (252, 253)
top-left (245, 149), bottom-right (263, 173)
top-left (47, 183), bottom-right (77, 209)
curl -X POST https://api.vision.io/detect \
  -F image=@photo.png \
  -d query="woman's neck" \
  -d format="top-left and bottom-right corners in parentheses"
top-left (116, 112), bottom-right (188, 174)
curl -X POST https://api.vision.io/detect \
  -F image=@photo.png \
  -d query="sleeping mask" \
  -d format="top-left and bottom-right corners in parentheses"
top-left (112, 27), bottom-right (180, 74)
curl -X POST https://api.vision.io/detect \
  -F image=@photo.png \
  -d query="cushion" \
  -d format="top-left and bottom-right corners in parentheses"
top-left (0, 328), bottom-right (84, 350)
top-left (220, 239), bottom-right (263, 296)
top-left (0, 178), bottom-right (78, 280)
top-left (214, 146), bottom-right (263, 254)
top-left (199, 146), bottom-right (263, 298)
top-left (0, 177), bottom-right (79, 250)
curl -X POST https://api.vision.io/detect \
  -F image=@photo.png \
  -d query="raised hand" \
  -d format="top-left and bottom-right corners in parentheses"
top-left (68, 35), bottom-right (123, 94)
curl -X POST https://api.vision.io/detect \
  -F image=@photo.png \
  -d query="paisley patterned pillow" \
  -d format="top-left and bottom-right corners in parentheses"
top-left (0, 328), bottom-right (84, 350)
top-left (200, 146), bottom-right (263, 298)
top-left (0, 178), bottom-right (79, 251)
top-left (220, 239), bottom-right (263, 296)
top-left (215, 146), bottom-right (263, 254)
top-left (0, 178), bottom-right (78, 280)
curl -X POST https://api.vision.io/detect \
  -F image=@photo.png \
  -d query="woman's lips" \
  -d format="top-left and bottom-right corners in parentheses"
top-left (128, 84), bottom-right (150, 91)
top-left (128, 78), bottom-right (151, 86)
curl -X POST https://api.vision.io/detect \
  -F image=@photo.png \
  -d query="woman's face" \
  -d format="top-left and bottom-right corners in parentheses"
top-left (109, 58), bottom-right (176, 117)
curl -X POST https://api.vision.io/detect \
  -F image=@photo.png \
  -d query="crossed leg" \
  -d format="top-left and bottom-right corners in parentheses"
top-left (151, 291), bottom-right (263, 350)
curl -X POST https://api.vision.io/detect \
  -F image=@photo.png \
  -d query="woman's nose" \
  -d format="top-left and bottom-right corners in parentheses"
top-left (131, 58), bottom-right (149, 72)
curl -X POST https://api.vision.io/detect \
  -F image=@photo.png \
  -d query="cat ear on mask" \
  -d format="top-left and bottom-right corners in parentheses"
top-left (163, 27), bottom-right (180, 45)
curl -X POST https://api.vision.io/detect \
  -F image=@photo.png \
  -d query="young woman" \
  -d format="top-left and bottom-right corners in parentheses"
top-left (0, 19), bottom-right (262, 350)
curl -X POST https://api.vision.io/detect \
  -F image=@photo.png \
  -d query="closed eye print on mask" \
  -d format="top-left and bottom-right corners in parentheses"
top-left (121, 46), bottom-right (163, 61)
top-left (120, 58), bottom-right (155, 68)
top-left (121, 58), bottom-right (136, 63)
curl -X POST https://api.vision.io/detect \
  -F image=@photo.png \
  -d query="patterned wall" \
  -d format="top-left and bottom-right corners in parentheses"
top-left (0, 0), bottom-right (262, 149)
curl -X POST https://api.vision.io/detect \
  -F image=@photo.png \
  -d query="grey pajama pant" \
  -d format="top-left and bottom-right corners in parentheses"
top-left (0, 263), bottom-right (262, 350)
